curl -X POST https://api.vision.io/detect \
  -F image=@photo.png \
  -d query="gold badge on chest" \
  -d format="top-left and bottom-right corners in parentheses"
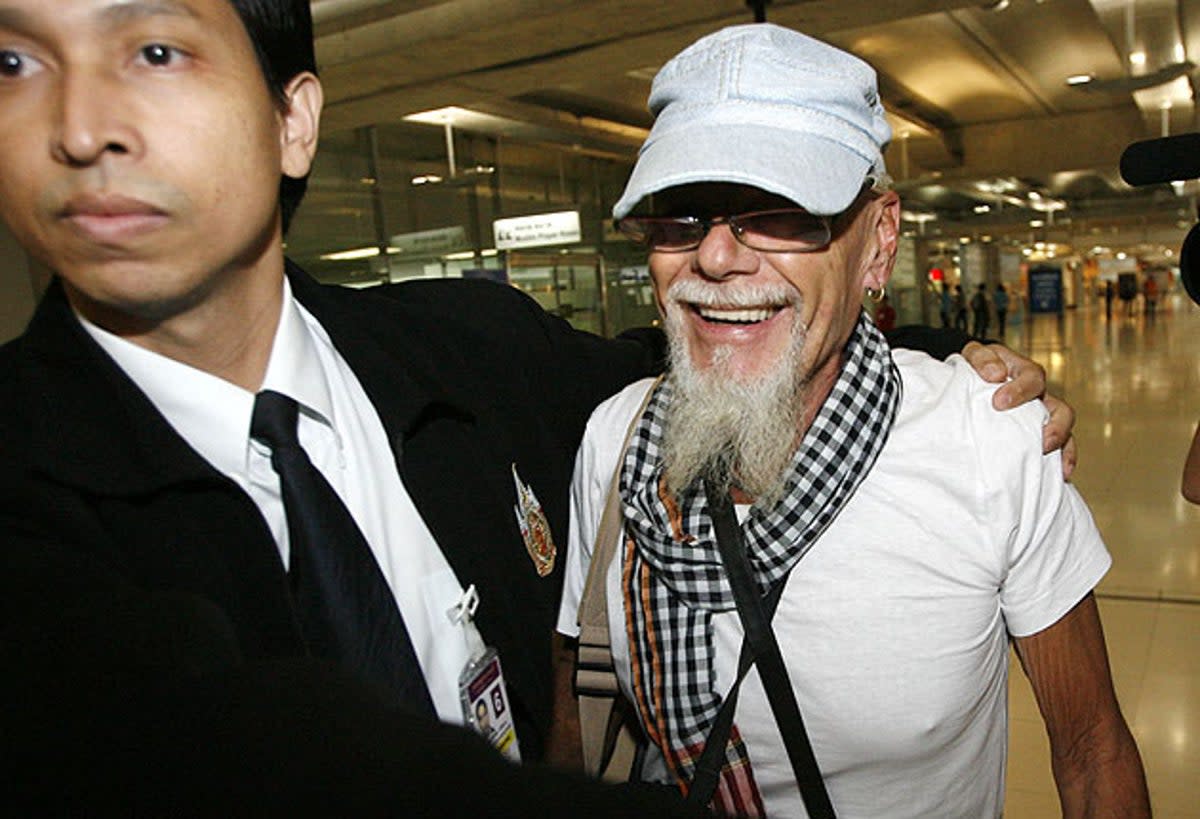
top-left (511, 464), bottom-right (555, 577)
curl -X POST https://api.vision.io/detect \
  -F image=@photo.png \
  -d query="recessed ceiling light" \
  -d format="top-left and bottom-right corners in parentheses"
top-left (1129, 51), bottom-right (1147, 66)
top-left (1066, 74), bottom-right (1094, 86)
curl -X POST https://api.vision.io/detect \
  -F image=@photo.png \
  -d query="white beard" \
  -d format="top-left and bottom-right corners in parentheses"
top-left (660, 279), bottom-right (809, 506)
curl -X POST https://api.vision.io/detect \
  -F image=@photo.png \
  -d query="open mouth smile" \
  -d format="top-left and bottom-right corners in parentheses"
top-left (693, 304), bottom-right (782, 325)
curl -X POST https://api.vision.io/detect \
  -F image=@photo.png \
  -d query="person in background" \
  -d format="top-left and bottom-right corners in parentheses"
top-left (940, 282), bottom-right (953, 327)
top-left (993, 283), bottom-right (1010, 336)
top-left (1143, 274), bottom-right (1159, 318)
top-left (954, 283), bottom-right (969, 330)
top-left (556, 24), bottom-right (1148, 818)
top-left (1180, 267), bottom-right (1200, 504)
top-left (971, 282), bottom-right (991, 337)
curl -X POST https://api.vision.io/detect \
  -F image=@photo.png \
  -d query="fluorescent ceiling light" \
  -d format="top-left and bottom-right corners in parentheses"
top-left (403, 106), bottom-right (529, 135)
top-left (319, 246), bottom-right (399, 261)
top-left (443, 249), bottom-right (499, 261)
top-left (404, 106), bottom-right (473, 126)
top-left (1066, 74), bottom-right (1093, 86)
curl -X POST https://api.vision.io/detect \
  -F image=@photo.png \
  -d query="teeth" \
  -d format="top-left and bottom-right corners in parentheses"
top-left (696, 306), bottom-right (778, 323)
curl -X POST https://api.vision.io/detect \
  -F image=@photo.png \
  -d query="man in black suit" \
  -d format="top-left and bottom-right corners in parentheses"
top-left (0, 0), bottom-right (1066, 811)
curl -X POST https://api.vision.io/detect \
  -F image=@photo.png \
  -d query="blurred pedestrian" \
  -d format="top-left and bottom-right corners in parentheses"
top-left (994, 284), bottom-right (1009, 336)
top-left (955, 285), bottom-right (968, 331)
top-left (971, 283), bottom-right (990, 337)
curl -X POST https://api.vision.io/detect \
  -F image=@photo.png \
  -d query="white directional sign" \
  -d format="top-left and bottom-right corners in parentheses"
top-left (390, 225), bottom-right (468, 256)
top-left (493, 211), bottom-right (581, 250)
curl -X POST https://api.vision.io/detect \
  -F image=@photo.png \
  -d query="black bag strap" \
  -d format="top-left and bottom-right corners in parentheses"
top-left (686, 583), bottom-right (783, 805)
top-left (686, 478), bottom-right (836, 818)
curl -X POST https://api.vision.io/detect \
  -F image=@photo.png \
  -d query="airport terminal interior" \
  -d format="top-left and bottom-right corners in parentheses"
top-left (293, 7), bottom-right (1200, 810)
top-left (1, 0), bottom-right (1199, 815)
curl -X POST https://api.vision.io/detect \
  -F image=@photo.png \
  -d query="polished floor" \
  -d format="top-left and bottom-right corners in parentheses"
top-left (997, 288), bottom-right (1200, 818)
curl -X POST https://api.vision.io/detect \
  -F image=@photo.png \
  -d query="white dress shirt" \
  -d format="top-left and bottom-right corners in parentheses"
top-left (78, 279), bottom-right (472, 723)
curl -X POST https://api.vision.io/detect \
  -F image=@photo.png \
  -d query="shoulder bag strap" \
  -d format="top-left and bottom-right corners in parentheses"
top-left (575, 377), bottom-right (662, 779)
top-left (693, 477), bottom-right (837, 818)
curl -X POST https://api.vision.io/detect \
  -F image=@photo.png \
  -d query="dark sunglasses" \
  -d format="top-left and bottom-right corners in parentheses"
top-left (615, 190), bottom-right (872, 253)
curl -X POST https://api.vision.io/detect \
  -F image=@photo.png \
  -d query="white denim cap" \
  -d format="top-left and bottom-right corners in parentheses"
top-left (613, 24), bottom-right (891, 219)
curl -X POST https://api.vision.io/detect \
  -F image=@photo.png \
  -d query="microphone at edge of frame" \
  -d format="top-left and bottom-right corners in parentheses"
top-left (1119, 132), bottom-right (1200, 186)
top-left (1118, 132), bottom-right (1200, 305)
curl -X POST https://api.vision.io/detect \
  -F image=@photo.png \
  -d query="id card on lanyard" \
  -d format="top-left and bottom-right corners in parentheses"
top-left (448, 585), bottom-right (521, 762)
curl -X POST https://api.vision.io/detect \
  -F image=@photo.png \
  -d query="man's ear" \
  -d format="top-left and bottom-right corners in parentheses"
top-left (279, 72), bottom-right (323, 180)
top-left (861, 191), bottom-right (901, 292)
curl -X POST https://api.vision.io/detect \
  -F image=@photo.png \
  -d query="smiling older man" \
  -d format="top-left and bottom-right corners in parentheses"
top-left (557, 24), bottom-right (1149, 818)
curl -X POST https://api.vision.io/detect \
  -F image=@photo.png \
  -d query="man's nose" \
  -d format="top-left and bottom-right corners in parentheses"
top-left (693, 220), bottom-right (760, 281)
top-left (51, 69), bottom-right (140, 167)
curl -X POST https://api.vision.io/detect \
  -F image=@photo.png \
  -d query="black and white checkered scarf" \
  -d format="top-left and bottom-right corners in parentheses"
top-left (619, 313), bottom-right (901, 811)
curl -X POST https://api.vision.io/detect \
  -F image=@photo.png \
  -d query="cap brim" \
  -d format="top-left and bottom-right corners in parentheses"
top-left (613, 124), bottom-right (875, 219)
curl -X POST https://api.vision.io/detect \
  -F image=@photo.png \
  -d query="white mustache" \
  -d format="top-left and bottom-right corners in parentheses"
top-left (666, 277), bottom-right (799, 309)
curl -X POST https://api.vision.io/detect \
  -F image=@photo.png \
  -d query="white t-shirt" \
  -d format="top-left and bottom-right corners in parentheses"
top-left (79, 281), bottom-right (472, 723)
top-left (558, 349), bottom-right (1111, 818)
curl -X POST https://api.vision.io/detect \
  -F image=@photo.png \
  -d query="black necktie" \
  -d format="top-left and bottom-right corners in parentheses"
top-left (251, 389), bottom-right (436, 715)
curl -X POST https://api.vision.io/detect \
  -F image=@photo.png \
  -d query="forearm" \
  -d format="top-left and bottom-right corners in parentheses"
top-left (1015, 595), bottom-right (1151, 818)
top-left (1182, 420), bottom-right (1200, 503)
top-left (1050, 714), bottom-right (1150, 818)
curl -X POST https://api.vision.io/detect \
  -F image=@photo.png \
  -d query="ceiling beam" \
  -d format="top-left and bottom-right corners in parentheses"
top-left (947, 106), bottom-right (1149, 181)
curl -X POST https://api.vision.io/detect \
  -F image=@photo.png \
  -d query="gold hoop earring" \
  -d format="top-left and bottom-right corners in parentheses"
top-left (865, 286), bottom-right (885, 303)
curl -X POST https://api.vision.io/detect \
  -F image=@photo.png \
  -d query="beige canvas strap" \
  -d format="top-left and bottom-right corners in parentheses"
top-left (574, 377), bottom-right (661, 781)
